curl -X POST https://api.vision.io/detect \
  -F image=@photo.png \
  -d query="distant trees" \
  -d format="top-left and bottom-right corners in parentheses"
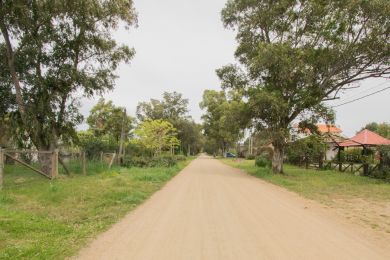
top-left (362, 122), bottom-right (390, 139)
top-left (137, 92), bottom-right (203, 155)
top-left (133, 120), bottom-right (180, 156)
top-left (78, 99), bottom-right (134, 158)
top-left (218, 0), bottom-right (390, 173)
top-left (136, 92), bottom-right (189, 122)
top-left (0, 0), bottom-right (137, 152)
top-left (87, 99), bottom-right (134, 143)
top-left (200, 90), bottom-right (248, 155)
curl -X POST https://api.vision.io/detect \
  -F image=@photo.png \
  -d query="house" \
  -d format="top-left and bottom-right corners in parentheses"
top-left (292, 124), bottom-right (347, 160)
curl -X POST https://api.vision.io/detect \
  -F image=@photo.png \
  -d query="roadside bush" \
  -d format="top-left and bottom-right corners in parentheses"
top-left (175, 155), bottom-right (187, 161)
top-left (343, 149), bottom-right (362, 163)
top-left (123, 157), bottom-right (149, 168)
top-left (77, 131), bottom-right (119, 159)
top-left (151, 155), bottom-right (177, 167)
top-left (123, 155), bottom-right (183, 168)
top-left (369, 168), bottom-right (390, 180)
top-left (246, 154), bottom-right (255, 160)
top-left (286, 135), bottom-right (326, 165)
top-left (255, 155), bottom-right (271, 168)
top-left (334, 149), bottom-right (375, 164)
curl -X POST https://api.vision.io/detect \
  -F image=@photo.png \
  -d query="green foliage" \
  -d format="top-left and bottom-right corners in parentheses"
top-left (218, 0), bottom-right (390, 173)
top-left (77, 130), bottom-right (118, 158)
top-left (0, 159), bottom-right (191, 259)
top-left (87, 98), bottom-right (134, 142)
top-left (379, 146), bottom-right (390, 165)
top-left (133, 120), bottom-right (180, 156)
top-left (136, 91), bottom-right (189, 122)
top-left (362, 122), bottom-right (390, 139)
top-left (0, 0), bottom-right (137, 150)
top-left (245, 154), bottom-right (255, 160)
top-left (335, 148), bottom-right (375, 164)
top-left (373, 146), bottom-right (390, 180)
top-left (255, 155), bottom-right (271, 168)
top-left (341, 149), bottom-right (363, 163)
top-left (222, 159), bottom-right (390, 203)
top-left (123, 156), bottom-right (149, 168)
top-left (0, 115), bottom-right (13, 148)
top-left (200, 90), bottom-right (249, 154)
top-left (369, 168), bottom-right (390, 181)
top-left (175, 119), bottom-right (204, 156)
top-left (123, 155), bottom-right (182, 168)
top-left (136, 92), bottom-right (203, 155)
top-left (286, 135), bottom-right (326, 165)
top-left (174, 155), bottom-right (187, 161)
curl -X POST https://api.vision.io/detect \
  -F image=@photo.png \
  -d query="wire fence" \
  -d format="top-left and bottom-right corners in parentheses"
top-left (0, 148), bottom-right (118, 189)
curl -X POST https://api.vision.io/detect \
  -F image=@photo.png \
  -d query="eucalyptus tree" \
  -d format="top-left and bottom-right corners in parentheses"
top-left (87, 98), bottom-right (134, 143)
top-left (0, 0), bottom-right (137, 152)
top-left (136, 91), bottom-right (190, 122)
top-left (137, 91), bottom-right (202, 155)
top-left (200, 90), bottom-right (249, 155)
top-left (218, 0), bottom-right (390, 173)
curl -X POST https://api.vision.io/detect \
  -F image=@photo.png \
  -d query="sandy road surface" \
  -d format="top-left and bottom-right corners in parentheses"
top-left (75, 155), bottom-right (390, 260)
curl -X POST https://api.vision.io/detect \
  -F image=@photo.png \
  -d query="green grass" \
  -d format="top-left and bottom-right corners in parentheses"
top-left (0, 159), bottom-right (193, 260)
top-left (221, 159), bottom-right (390, 203)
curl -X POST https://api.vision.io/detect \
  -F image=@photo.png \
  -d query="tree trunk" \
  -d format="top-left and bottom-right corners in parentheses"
top-left (58, 156), bottom-right (71, 176)
top-left (319, 152), bottom-right (324, 169)
top-left (272, 144), bottom-right (284, 174)
top-left (0, 15), bottom-right (27, 120)
top-left (37, 152), bottom-right (52, 176)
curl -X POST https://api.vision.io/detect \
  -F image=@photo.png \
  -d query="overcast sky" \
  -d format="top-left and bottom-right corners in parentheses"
top-left (80, 0), bottom-right (390, 138)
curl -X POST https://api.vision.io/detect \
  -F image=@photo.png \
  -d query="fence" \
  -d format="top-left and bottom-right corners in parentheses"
top-left (289, 153), bottom-right (389, 179)
top-left (0, 148), bottom-right (117, 189)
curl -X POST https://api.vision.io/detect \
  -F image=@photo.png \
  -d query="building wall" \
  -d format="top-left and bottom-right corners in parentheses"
top-left (325, 143), bottom-right (338, 161)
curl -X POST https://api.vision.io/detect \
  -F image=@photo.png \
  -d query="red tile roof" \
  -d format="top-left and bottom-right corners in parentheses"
top-left (317, 124), bottom-right (342, 134)
top-left (293, 124), bottom-right (342, 134)
top-left (339, 129), bottom-right (390, 147)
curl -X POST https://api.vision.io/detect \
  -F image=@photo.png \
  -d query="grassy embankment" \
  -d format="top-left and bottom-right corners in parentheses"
top-left (0, 159), bottom-right (193, 260)
top-left (221, 159), bottom-right (390, 233)
top-left (221, 159), bottom-right (390, 202)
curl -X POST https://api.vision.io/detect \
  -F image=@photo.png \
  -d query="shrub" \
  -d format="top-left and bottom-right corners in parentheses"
top-left (286, 135), bottom-right (326, 165)
top-left (150, 155), bottom-right (177, 167)
top-left (255, 155), bottom-right (271, 168)
top-left (369, 167), bottom-right (390, 180)
top-left (123, 155), bottom-right (184, 168)
top-left (175, 155), bottom-right (187, 161)
top-left (123, 156), bottom-right (149, 168)
top-left (246, 154), bottom-right (255, 160)
top-left (334, 149), bottom-right (375, 164)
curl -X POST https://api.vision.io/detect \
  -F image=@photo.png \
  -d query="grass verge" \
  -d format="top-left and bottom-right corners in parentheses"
top-left (221, 159), bottom-right (390, 202)
top-left (0, 158), bottom-right (193, 260)
top-left (221, 159), bottom-right (390, 234)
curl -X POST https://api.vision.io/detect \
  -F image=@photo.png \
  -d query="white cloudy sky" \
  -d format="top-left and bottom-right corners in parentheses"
top-left (79, 0), bottom-right (390, 137)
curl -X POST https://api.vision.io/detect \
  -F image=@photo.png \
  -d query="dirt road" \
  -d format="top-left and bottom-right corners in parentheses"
top-left (75, 155), bottom-right (390, 260)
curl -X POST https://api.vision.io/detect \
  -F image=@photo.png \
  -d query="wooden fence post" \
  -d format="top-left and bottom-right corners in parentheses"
top-left (51, 149), bottom-right (59, 179)
top-left (100, 151), bottom-right (103, 163)
top-left (82, 151), bottom-right (87, 176)
top-left (109, 153), bottom-right (116, 169)
top-left (0, 148), bottom-right (4, 190)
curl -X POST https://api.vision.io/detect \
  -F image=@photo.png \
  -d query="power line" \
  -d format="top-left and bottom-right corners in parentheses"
top-left (338, 81), bottom-right (388, 102)
top-left (332, 85), bottom-right (390, 108)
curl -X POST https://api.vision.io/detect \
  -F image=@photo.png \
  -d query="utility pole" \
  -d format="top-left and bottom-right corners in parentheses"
top-left (248, 130), bottom-right (254, 155)
top-left (250, 136), bottom-right (253, 155)
top-left (118, 108), bottom-right (127, 165)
